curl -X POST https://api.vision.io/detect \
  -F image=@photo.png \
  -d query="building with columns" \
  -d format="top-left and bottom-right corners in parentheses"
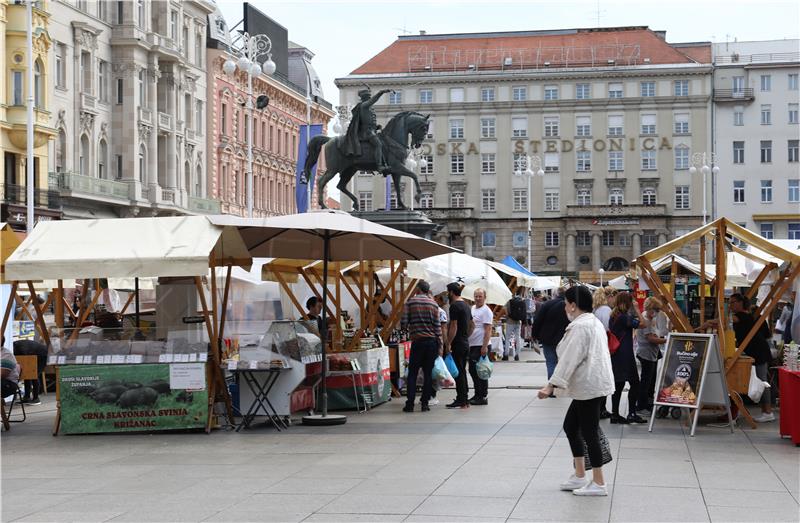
top-left (337, 27), bottom-right (712, 274)
top-left (47, 0), bottom-right (220, 221)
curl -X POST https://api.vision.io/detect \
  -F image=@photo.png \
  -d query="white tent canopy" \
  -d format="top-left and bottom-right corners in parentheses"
top-left (484, 260), bottom-right (558, 291)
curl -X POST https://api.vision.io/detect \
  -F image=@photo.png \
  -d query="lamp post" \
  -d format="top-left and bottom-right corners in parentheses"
top-left (688, 152), bottom-right (719, 225)
top-left (514, 154), bottom-right (544, 272)
top-left (25, 0), bottom-right (34, 234)
top-left (222, 33), bottom-right (276, 218)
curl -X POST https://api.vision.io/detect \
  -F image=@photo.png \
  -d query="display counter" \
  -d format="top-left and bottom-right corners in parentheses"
top-left (326, 346), bottom-right (391, 410)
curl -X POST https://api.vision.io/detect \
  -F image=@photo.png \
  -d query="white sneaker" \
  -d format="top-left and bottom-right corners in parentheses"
top-left (754, 412), bottom-right (775, 423)
top-left (573, 481), bottom-right (608, 496)
top-left (559, 474), bottom-right (589, 491)
top-left (429, 398), bottom-right (440, 406)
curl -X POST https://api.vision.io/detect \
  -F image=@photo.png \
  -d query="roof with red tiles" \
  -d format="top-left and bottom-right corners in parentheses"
top-left (350, 27), bottom-right (710, 75)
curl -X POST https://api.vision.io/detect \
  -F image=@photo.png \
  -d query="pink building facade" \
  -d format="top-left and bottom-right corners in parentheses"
top-left (206, 48), bottom-right (334, 217)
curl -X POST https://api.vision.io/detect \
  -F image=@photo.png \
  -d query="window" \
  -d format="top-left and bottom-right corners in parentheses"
top-left (790, 140), bottom-right (800, 163)
top-left (117, 1), bottom-right (124, 23)
top-left (643, 231), bottom-right (658, 248)
top-left (789, 103), bottom-right (799, 124)
top-left (577, 231), bottom-right (591, 247)
top-left (33, 61), bottom-right (42, 108)
top-left (544, 116), bottom-right (559, 137)
top-left (760, 223), bottom-right (774, 239)
top-left (450, 154), bottom-right (464, 174)
top-left (450, 191), bottom-right (465, 208)
top-left (513, 232), bottom-right (527, 248)
top-left (512, 117), bottom-right (527, 137)
top-left (79, 134), bottom-right (90, 175)
top-left (544, 152), bottom-right (559, 173)
top-left (641, 150), bottom-right (656, 170)
top-left (513, 153), bottom-right (527, 173)
top-left (675, 146), bottom-right (689, 170)
top-left (482, 188), bottom-right (496, 212)
top-left (733, 181), bottom-right (745, 203)
top-left (419, 89), bottom-right (432, 104)
top-left (55, 42), bottom-right (65, 88)
top-left (760, 74), bottom-right (771, 91)
top-left (512, 86), bottom-right (527, 101)
top-left (576, 116), bottom-right (591, 137)
top-left (790, 74), bottom-right (799, 91)
top-left (733, 141), bottom-right (745, 164)
top-left (116, 154), bottom-right (123, 180)
top-left (513, 189), bottom-right (528, 212)
top-left (358, 191), bottom-right (373, 211)
top-left (734, 107), bottom-right (744, 126)
top-left (761, 140), bottom-right (772, 163)
top-left (602, 230), bottom-right (614, 246)
top-left (182, 27), bottom-right (189, 57)
top-left (790, 224), bottom-right (800, 240)
top-left (608, 115), bottom-right (623, 136)
top-left (55, 129), bottom-right (66, 172)
top-left (674, 80), bottom-right (689, 96)
top-left (619, 233), bottom-right (631, 247)
top-left (675, 185), bottom-right (690, 209)
top-left (733, 76), bottom-right (745, 93)
top-left (640, 81), bottom-right (655, 97)
top-left (221, 103), bottom-right (227, 135)
top-left (12, 71), bottom-right (23, 105)
top-left (98, 60), bottom-right (108, 103)
top-left (761, 105), bottom-right (772, 125)
top-left (195, 32), bottom-right (203, 67)
top-left (544, 85), bottom-right (559, 100)
top-left (790, 179), bottom-right (800, 203)
top-left (545, 232), bottom-right (559, 247)
top-left (419, 192), bottom-right (434, 209)
top-left (80, 51), bottom-right (92, 94)
top-left (388, 90), bottom-right (402, 104)
top-left (481, 153), bottom-right (496, 174)
top-left (480, 87), bottom-right (495, 102)
top-left (116, 78), bottom-right (123, 104)
top-left (184, 93), bottom-right (193, 130)
top-left (609, 187), bottom-right (624, 205)
top-left (608, 83), bottom-right (623, 98)
top-left (608, 151), bottom-right (623, 171)
top-left (577, 188), bottom-right (592, 206)
top-left (449, 119), bottom-right (464, 139)
top-left (576, 151), bottom-right (591, 171)
top-left (480, 117), bottom-right (496, 138)
top-left (449, 88), bottom-right (464, 103)
top-left (482, 231), bottom-right (496, 248)
top-left (576, 83), bottom-right (590, 100)
top-left (761, 180), bottom-right (773, 203)
top-left (97, 140), bottom-right (107, 179)
top-left (641, 114), bottom-right (656, 135)
top-left (195, 101), bottom-right (203, 134)
top-left (420, 155), bottom-right (433, 174)
top-left (544, 189), bottom-right (559, 211)
top-left (138, 69), bottom-right (145, 107)
top-left (674, 113), bottom-right (689, 134)
top-left (642, 187), bottom-right (657, 205)
top-left (169, 11), bottom-right (178, 41)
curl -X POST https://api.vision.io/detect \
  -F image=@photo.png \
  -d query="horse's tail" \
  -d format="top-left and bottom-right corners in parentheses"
top-left (304, 135), bottom-right (331, 181)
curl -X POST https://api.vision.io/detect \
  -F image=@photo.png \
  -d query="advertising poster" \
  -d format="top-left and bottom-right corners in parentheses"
top-left (656, 335), bottom-right (710, 407)
top-left (59, 364), bottom-right (208, 434)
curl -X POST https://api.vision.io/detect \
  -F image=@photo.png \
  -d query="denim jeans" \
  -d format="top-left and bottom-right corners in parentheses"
top-left (541, 343), bottom-right (558, 379)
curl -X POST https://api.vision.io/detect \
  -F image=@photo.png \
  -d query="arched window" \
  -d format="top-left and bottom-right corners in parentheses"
top-left (138, 144), bottom-right (146, 183)
top-left (80, 134), bottom-right (90, 175)
top-left (56, 129), bottom-right (66, 172)
top-left (642, 187), bottom-right (657, 206)
top-left (34, 60), bottom-right (43, 108)
top-left (195, 164), bottom-right (202, 197)
top-left (184, 161), bottom-right (191, 194)
top-left (609, 187), bottom-right (624, 205)
top-left (98, 139), bottom-right (107, 179)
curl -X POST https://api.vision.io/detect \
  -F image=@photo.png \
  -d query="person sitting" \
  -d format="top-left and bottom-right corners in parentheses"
top-left (13, 339), bottom-right (47, 405)
top-left (1, 338), bottom-right (20, 401)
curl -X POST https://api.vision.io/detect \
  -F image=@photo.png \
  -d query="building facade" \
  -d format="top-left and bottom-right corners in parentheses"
top-left (713, 40), bottom-right (800, 240)
top-left (1, 0), bottom-right (59, 231)
top-left (47, 0), bottom-right (219, 221)
top-left (337, 27), bottom-right (713, 274)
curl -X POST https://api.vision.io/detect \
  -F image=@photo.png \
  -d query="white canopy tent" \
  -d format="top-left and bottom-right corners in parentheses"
top-left (484, 260), bottom-right (559, 291)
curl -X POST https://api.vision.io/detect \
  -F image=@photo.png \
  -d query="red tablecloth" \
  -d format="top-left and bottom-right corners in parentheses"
top-left (778, 368), bottom-right (800, 446)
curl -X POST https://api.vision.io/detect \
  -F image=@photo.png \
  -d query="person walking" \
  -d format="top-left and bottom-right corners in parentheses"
top-left (592, 288), bottom-right (614, 418)
top-left (537, 286), bottom-right (615, 496)
top-left (446, 282), bottom-right (472, 409)
top-left (430, 292), bottom-right (450, 407)
top-left (532, 287), bottom-right (570, 379)
top-left (468, 288), bottom-right (493, 405)
top-left (503, 288), bottom-right (527, 361)
top-left (609, 291), bottom-right (648, 424)
top-left (729, 293), bottom-right (774, 422)
top-left (401, 281), bottom-right (442, 413)
top-left (635, 297), bottom-right (667, 413)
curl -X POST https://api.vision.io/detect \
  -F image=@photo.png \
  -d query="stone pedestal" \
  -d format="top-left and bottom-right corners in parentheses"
top-left (351, 209), bottom-right (440, 240)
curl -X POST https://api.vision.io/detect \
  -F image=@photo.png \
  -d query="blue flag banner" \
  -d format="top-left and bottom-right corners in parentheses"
top-left (296, 124), bottom-right (324, 213)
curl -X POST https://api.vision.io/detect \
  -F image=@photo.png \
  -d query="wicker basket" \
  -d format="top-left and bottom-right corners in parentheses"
top-left (726, 355), bottom-right (754, 394)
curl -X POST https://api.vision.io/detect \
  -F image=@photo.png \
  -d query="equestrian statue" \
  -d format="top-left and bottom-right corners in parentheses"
top-left (301, 87), bottom-right (430, 211)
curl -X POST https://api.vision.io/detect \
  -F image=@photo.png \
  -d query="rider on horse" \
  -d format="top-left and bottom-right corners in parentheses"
top-left (341, 88), bottom-right (392, 173)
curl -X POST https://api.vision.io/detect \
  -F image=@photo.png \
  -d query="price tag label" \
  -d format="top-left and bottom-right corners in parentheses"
top-left (198, 353), bottom-right (208, 362)
top-left (99, 355), bottom-right (110, 364)
top-left (188, 353), bottom-right (198, 362)
top-left (83, 356), bottom-right (93, 364)
top-left (57, 355), bottom-right (66, 365)
top-left (48, 355), bottom-right (57, 365)
top-left (111, 355), bottom-right (125, 364)
top-left (158, 354), bottom-right (168, 363)
top-left (75, 356), bottom-right (83, 364)
top-left (248, 360), bottom-right (258, 370)
top-left (125, 355), bottom-right (136, 364)
top-left (178, 354), bottom-right (190, 363)
top-left (227, 360), bottom-right (238, 371)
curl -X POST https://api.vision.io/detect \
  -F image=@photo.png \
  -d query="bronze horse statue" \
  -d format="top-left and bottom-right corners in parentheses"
top-left (302, 111), bottom-right (431, 211)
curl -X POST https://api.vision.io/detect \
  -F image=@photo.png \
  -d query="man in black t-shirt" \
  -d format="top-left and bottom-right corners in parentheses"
top-left (306, 297), bottom-right (325, 338)
top-left (730, 293), bottom-right (774, 423)
top-left (446, 282), bottom-right (472, 409)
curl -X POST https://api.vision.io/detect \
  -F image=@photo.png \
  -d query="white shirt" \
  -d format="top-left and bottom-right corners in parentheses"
top-left (469, 304), bottom-right (493, 347)
top-left (549, 312), bottom-right (616, 400)
top-left (593, 305), bottom-right (612, 330)
top-left (438, 307), bottom-right (448, 324)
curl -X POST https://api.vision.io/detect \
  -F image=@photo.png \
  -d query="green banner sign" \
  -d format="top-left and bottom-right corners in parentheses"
top-left (59, 364), bottom-right (208, 434)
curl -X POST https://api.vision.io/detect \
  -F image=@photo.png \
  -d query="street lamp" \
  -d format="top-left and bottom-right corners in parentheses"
top-left (688, 152), bottom-right (719, 225)
top-left (514, 154), bottom-right (544, 273)
top-left (223, 32), bottom-right (276, 218)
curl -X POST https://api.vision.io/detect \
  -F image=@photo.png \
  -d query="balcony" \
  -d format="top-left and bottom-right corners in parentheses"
top-left (422, 207), bottom-right (474, 220)
top-left (160, 188), bottom-right (176, 204)
top-left (713, 88), bottom-right (755, 102)
top-left (138, 107), bottom-right (153, 125)
top-left (80, 93), bottom-right (97, 113)
top-left (1, 184), bottom-right (61, 210)
top-left (565, 203), bottom-right (667, 218)
top-left (58, 172), bottom-right (129, 202)
top-left (158, 112), bottom-right (173, 132)
top-left (188, 196), bottom-right (221, 214)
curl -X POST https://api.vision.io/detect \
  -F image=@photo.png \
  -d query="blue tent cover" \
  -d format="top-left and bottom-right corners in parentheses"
top-left (501, 255), bottom-right (536, 277)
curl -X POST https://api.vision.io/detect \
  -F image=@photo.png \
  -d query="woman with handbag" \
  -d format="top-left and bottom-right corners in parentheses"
top-left (538, 286), bottom-right (616, 496)
top-left (609, 292), bottom-right (649, 424)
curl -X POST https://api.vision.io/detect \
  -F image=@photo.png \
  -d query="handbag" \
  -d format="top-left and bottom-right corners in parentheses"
top-left (607, 330), bottom-right (621, 355)
top-left (581, 426), bottom-right (613, 470)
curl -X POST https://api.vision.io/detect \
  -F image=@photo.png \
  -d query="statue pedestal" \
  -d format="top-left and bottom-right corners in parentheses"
top-left (351, 209), bottom-right (440, 240)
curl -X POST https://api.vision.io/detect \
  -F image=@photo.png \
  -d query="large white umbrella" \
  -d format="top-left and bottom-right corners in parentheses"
top-left (207, 211), bottom-right (456, 425)
top-left (404, 253), bottom-right (512, 305)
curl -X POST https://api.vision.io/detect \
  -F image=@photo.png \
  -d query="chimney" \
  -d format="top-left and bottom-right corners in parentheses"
top-left (654, 30), bottom-right (666, 40)
top-left (419, 30), bottom-right (426, 35)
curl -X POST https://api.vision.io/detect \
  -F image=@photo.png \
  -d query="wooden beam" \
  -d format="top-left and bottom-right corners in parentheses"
top-left (218, 265), bottom-right (232, 343)
top-left (640, 220), bottom-right (720, 263)
top-left (119, 292), bottom-right (136, 316)
top-left (700, 237), bottom-right (706, 325)
top-left (273, 270), bottom-right (309, 320)
top-left (0, 281), bottom-right (18, 340)
top-left (26, 281), bottom-right (51, 349)
top-left (370, 261), bottom-right (404, 332)
top-left (62, 297), bottom-right (76, 321)
top-left (193, 277), bottom-right (215, 354)
top-left (753, 265), bottom-right (790, 318)
top-left (716, 225), bottom-right (728, 359)
top-left (381, 278), bottom-right (419, 343)
top-left (210, 266), bottom-right (219, 344)
top-left (358, 261), bottom-right (365, 327)
top-left (300, 269), bottom-right (335, 321)
top-left (638, 258), bottom-right (691, 332)
top-left (746, 263), bottom-right (777, 301)
top-left (67, 284), bottom-right (103, 345)
top-left (55, 280), bottom-right (64, 336)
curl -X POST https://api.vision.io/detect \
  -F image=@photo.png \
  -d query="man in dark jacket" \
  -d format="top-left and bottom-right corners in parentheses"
top-left (730, 293), bottom-right (774, 423)
top-left (531, 288), bottom-right (570, 379)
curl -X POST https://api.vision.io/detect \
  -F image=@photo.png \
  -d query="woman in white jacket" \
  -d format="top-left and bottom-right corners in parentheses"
top-left (538, 286), bottom-right (616, 496)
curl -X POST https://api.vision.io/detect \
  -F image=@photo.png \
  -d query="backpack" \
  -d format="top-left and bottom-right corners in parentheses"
top-left (508, 297), bottom-right (527, 322)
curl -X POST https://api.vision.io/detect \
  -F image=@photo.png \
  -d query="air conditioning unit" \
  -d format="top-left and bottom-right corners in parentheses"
top-left (503, 57), bottom-right (513, 66)
top-left (607, 59), bottom-right (615, 65)
top-left (544, 61), bottom-right (551, 67)
top-left (643, 57), bottom-right (651, 63)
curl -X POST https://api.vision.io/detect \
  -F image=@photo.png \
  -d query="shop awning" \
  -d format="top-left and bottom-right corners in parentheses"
top-left (5, 216), bottom-right (252, 281)
top-left (500, 255), bottom-right (536, 276)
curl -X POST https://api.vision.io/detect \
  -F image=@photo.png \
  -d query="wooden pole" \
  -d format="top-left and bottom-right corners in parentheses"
top-left (218, 265), bottom-right (232, 344)
top-left (746, 263), bottom-right (777, 301)
top-left (381, 278), bottom-right (419, 343)
top-left (67, 285), bottom-right (102, 345)
top-left (715, 225), bottom-right (727, 359)
top-left (638, 258), bottom-right (691, 332)
top-left (700, 236), bottom-right (706, 326)
top-left (274, 271), bottom-right (308, 320)
top-left (0, 281), bottom-right (18, 340)
top-left (210, 267), bottom-right (219, 345)
top-left (26, 281), bottom-right (51, 349)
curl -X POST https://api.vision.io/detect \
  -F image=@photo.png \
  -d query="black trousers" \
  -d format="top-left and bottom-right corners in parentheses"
top-left (14, 343), bottom-right (47, 398)
top-left (612, 373), bottom-right (641, 416)
top-left (563, 397), bottom-right (606, 469)
top-left (468, 346), bottom-right (488, 399)
top-left (451, 345), bottom-right (469, 403)
top-left (637, 357), bottom-right (658, 411)
top-left (406, 338), bottom-right (438, 407)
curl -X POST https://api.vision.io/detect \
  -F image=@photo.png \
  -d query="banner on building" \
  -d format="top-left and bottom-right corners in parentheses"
top-left (295, 124), bottom-right (324, 213)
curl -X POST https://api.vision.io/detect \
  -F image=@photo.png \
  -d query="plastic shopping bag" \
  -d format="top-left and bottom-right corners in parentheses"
top-left (432, 356), bottom-right (448, 381)
top-left (444, 353), bottom-right (459, 379)
top-left (747, 366), bottom-right (770, 403)
top-left (476, 355), bottom-right (493, 380)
